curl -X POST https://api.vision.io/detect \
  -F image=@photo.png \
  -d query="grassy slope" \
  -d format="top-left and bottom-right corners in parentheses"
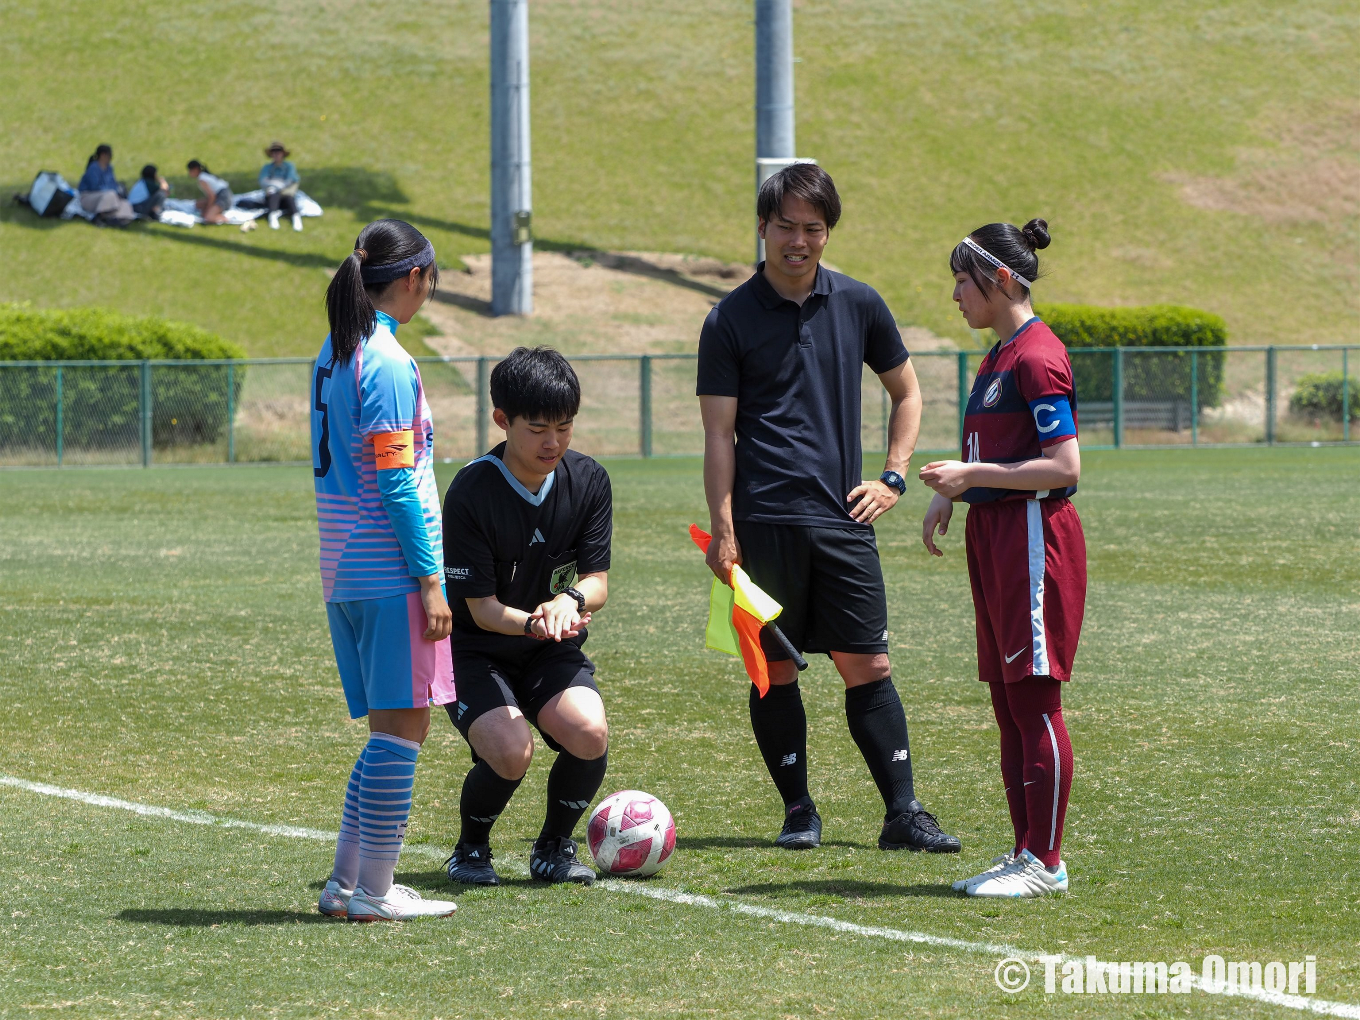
top-left (0, 449), bottom-right (1356, 1017)
top-left (1, 0), bottom-right (1355, 356)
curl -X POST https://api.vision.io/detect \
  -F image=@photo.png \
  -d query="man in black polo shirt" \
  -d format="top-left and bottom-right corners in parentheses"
top-left (440, 347), bottom-right (612, 887)
top-left (698, 163), bottom-right (960, 854)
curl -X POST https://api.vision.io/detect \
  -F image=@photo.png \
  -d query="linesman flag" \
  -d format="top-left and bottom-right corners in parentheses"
top-left (689, 524), bottom-right (783, 697)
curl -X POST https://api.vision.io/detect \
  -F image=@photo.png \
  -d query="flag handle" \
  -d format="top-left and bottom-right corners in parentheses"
top-left (765, 623), bottom-right (808, 671)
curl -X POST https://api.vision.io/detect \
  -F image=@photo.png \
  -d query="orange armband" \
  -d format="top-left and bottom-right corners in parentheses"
top-left (372, 430), bottom-right (415, 470)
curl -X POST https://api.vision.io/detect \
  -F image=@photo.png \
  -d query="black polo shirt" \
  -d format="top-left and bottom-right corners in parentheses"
top-left (696, 263), bottom-right (909, 529)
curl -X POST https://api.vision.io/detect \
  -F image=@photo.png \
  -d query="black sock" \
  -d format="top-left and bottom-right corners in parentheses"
top-left (845, 678), bottom-right (917, 821)
top-left (540, 749), bottom-right (608, 841)
top-left (458, 759), bottom-right (522, 846)
top-left (749, 681), bottom-right (810, 809)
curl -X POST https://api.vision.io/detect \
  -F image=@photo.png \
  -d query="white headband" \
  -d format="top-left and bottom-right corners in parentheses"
top-left (961, 237), bottom-right (1034, 290)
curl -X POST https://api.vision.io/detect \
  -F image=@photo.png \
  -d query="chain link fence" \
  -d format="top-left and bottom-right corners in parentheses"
top-left (0, 346), bottom-right (1354, 468)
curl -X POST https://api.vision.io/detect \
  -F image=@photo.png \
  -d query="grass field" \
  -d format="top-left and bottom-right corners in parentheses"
top-left (1, 449), bottom-right (1357, 1018)
top-left (2, 0), bottom-right (1356, 356)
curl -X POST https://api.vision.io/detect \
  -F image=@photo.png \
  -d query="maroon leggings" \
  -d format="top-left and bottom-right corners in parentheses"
top-left (989, 678), bottom-right (1073, 868)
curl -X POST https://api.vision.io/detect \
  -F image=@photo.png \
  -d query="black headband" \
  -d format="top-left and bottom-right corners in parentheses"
top-left (359, 240), bottom-right (436, 284)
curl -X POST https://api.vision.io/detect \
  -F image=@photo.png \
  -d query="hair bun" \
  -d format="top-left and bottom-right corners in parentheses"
top-left (1021, 218), bottom-right (1050, 251)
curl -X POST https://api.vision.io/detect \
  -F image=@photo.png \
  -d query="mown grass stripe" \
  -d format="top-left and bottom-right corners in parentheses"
top-left (4, 772), bottom-right (1358, 1018)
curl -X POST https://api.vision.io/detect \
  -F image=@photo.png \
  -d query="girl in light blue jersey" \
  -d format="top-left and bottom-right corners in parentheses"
top-left (311, 219), bottom-right (458, 922)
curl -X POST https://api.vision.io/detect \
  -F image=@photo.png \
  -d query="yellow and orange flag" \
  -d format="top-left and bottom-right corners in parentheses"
top-left (689, 524), bottom-right (783, 697)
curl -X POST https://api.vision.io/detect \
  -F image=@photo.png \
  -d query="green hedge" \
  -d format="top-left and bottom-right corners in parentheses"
top-left (1289, 371), bottom-right (1358, 423)
top-left (1034, 303), bottom-right (1227, 407)
top-left (0, 305), bottom-right (246, 451)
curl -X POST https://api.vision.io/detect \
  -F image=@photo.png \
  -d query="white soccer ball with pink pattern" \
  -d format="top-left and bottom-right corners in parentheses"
top-left (586, 790), bottom-right (676, 877)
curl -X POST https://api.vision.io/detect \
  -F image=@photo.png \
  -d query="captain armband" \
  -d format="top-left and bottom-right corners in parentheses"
top-left (371, 430), bottom-right (415, 470)
top-left (1028, 396), bottom-right (1076, 445)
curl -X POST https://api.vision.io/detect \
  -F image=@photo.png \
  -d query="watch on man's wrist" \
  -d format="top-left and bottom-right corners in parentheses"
top-left (523, 615), bottom-right (541, 638)
top-left (562, 586), bottom-right (587, 613)
top-left (879, 470), bottom-right (906, 496)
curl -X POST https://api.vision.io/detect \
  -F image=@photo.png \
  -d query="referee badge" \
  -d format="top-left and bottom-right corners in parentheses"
top-left (982, 377), bottom-right (1003, 408)
top-left (550, 559), bottom-right (578, 594)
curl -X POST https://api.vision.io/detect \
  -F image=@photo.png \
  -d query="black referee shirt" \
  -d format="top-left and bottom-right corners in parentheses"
top-left (697, 263), bottom-right (909, 529)
top-left (442, 444), bottom-right (612, 648)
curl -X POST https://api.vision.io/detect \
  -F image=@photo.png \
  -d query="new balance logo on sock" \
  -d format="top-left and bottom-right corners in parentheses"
top-left (780, 753), bottom-right (798, 766)
top-left (530, 528), bottom-right (545, 546)
top-left (891, 749), bottom-right (910, 762)
top-left (559, 799), bottom-right (590, 810)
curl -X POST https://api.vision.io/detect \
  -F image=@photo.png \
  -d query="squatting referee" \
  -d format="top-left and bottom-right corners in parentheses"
top-left (697, 163), bottom-right (960, 854)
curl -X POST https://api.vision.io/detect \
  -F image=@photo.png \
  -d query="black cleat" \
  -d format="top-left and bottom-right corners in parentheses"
top-left (775, 798), bottom-right (822, 850)
top-left (529, 836), bottom-right (596, 885)
top-left (444, 842), bottom-right (500, 886)
top-left (879, 800), bottom-right (962, 853)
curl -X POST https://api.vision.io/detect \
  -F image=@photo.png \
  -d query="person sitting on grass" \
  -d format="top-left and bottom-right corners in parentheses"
top-left (441, 346), bottom-right (613, 889)
top-left (77, 144), bottom-right (134, 225)
top-left (312, 218), bottom-right (460, 922)
top-left (186, 160), bottom-right (232, 224)
top-left (259, 141), bottom-right (303, 231)
top-left (127, 165), bottom-right (169, 221)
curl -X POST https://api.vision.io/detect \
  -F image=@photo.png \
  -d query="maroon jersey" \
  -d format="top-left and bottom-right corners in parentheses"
top-left (961, 318), bottom-right (1078, 504)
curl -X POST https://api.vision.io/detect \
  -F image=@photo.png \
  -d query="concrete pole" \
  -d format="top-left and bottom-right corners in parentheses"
top-left (490, 0), bottom-right (532, 315)
top-left (754, 0), bottom-right (795, 264)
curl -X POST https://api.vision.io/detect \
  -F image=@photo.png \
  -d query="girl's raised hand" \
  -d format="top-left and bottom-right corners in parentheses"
top-left (918, 459), bottom-right (973, 499)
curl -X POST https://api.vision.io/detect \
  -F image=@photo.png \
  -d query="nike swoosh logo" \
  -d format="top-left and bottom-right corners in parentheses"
top-left (1005, 648), bottom-right (1027, 663)
top-left (1024, 781), bottom-right (1036, 786)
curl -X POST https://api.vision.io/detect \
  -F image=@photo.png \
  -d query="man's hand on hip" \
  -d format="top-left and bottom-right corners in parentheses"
top-left (847, 480), bottom-right (899, 524)
top-left (705, 527), bottom-right (742, 584)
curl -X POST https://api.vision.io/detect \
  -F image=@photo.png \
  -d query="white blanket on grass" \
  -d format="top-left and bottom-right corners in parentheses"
top-left (77, 189), bottom-right (325, 228)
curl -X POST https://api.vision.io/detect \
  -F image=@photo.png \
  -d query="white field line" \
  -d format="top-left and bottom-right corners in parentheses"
top-left (4, 773), bottom-right (1358, 1019)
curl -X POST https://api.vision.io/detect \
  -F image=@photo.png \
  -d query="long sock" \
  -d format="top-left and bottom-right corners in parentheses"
top-left (1005, 678), bottom-right (1074, 868)
top-left (749, 681), bottom-right (810, 808)
top-left (355, 732), bottom-right (420, 898)
top-left (989, 681), bottom-right (1027, 855)
top-left (330, 747), bottom-right (365, 889)
top-left (458, 759), bottom-right (523, 846)
top-left (844, 678), bottom-right (917, 821)
top-left (541, 749), bottom-right (608, 841)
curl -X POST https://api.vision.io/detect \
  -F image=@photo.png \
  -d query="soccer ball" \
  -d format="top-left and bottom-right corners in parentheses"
top-left (586, 790), bottom-right (676, 877)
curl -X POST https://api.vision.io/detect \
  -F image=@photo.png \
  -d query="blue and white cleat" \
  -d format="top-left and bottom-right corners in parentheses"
top-left (968, 849), bottom-right (1067, 898)
top-left (318, 878), bottom-right (353, 917)
top-left (347, 883), bottom-right (458, 921)
top-left (951, 852), bottom-right (1016, 893)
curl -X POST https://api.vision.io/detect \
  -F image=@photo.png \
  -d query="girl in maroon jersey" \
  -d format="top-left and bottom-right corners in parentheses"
top-left (919, 218), bottom-right (1085, 898)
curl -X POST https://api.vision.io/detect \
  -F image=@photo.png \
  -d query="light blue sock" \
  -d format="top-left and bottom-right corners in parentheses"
top-left (356, 733), bottom-right (420, 897)
top-left (331, 748), bottom-right (365, 890)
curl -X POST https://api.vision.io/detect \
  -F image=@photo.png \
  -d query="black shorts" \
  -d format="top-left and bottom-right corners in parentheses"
top-left (445, 634), bottom-right (599, 754)
top-left (734, 521), bottom-right (889, 658)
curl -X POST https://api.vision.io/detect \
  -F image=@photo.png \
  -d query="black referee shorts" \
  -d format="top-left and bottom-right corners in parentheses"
top-left (734, 521), bottom-right (889, 659)
top-left (445, 634), bottom-right (600, 755)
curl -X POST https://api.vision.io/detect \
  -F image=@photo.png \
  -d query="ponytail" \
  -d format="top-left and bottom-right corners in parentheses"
top-left (325, 251), bottom-right (377, 366)
top-left (325, 219), bottom-right (438, 366)
top-left (89, 143), bottom-right (112, 166)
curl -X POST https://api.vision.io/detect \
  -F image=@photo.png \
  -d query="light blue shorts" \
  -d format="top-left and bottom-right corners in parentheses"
top-left (325, 590), bottom-right (455, 719)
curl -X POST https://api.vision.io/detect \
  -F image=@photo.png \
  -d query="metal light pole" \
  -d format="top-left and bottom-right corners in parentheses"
top-left (755, 0), bottom-right (796, 265)
top-left (490, 0), bottom-right (532, 315)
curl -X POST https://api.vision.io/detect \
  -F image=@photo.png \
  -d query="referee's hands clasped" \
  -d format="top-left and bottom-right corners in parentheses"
top-left (846, 479), bottom-right (900, 525)
top-left (526, 595), bottom-right (591, 642)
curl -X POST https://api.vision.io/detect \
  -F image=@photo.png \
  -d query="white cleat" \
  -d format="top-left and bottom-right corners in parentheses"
top-left (968, 849), bottom-right (1067, 898)
top-left (347, 883), bottom-right (458, 922)
top-left (318, 878), bottom-right (352, 916)
top-left (291, 213), bottom-right (304, 231)
top-left (952, 852), bottom-right (1016, 892)
top-left (268, 211), bottom-right (281, 230)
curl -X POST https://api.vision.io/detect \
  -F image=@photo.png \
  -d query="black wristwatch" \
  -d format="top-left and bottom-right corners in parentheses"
top-left (879, 470), bottom-right (906, 496)
top-left (523, 615), bottom-right (542, 639)
top-left (562, 586), bottom-right (587, 613)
